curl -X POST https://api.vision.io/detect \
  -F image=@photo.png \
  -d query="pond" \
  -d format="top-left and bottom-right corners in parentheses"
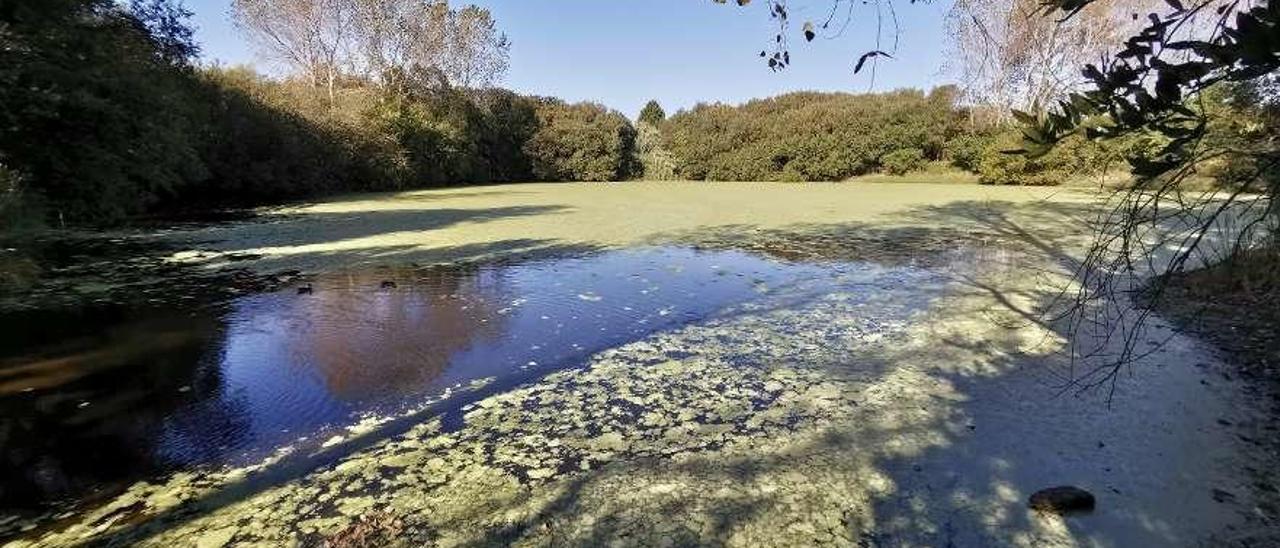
top-left (0, 246), bottom-right (947, 512)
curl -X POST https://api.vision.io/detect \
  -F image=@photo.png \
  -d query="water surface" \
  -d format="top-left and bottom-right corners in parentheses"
top-left (0, 247), bottom-right (941, 510)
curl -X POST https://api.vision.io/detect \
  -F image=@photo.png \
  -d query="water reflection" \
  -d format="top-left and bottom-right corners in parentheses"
top-left (0, 247), bottom-right (908, 511)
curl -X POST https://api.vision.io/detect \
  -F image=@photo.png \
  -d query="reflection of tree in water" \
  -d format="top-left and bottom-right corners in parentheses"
top-left (0, 313), bottom-right (229, 509)
top-left (288, 264), bottom-right (510, 403)
top-left (0, 264), bottom-right (516, 512)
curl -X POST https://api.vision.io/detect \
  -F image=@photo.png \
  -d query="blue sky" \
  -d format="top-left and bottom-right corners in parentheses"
top-left (186, 0), bottom-right (954, 117)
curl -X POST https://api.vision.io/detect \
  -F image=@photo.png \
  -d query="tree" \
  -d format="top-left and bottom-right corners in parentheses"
top-left (0, 0), bottom-right (206, 224)
top-left (234, 0), bottom-right (509, 98)
top-left (1016, 0), bottom-right (1280, 389)
top-left (662, 89), bottom-right (962, 181)
top-left (639, 100), bottom-right (666, 125)
top-left (232, 0), bottom-right (353, 105)
top-left (127, 0), bottom-right (201, 64)
top-left (945, 0), bottom-right (1157, 121)
top-left (525, 99), bottom-right (637, 181)
top-left (440, 5), bottom-right (510, 89)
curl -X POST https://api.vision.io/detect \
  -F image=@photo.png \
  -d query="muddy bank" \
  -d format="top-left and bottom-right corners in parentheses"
top-left (1147, 251), bottom-right (1280, 544)
top-left (1150, 251), bottom-right (1280, 379)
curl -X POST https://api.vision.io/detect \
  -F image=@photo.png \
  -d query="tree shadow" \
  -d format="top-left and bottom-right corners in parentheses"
top-left (151, 203), bottom-right (589, 274)
top-left (181, 205), bottom-right (574, 252)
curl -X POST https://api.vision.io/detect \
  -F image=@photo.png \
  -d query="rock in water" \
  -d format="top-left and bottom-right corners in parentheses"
top-left (1029, 486), bottom-right (1096, 514)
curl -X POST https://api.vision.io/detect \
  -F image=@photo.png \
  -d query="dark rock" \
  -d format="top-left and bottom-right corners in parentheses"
top-left (297, 284), bottom-right (313, 295)
top-left (380, 280), bottom-right (397, 289)
top-left (1028, 486), bottom-right (1096, 514)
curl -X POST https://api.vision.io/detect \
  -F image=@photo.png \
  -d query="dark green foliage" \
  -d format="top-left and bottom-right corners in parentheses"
top-left (0, 3), bottom-right (639, 226)
top-left (944, 131), bottom-right (998, 173)
top-left (638, 100), bottom-right (666, 126)
top-left (880, 149), bottom-right (926, 176)
top-left (0, 0), bottom-right (207, 224)
top-left (0, 0), bottom-right (639, 226)
top-left (184, 68), bottom-right (363, 206)
top-left (976, 131), bottom-right (1125, 186)
top-left (474, 89), bottom-right (540, 182)
top-left (662, 87), bottom-right (964, 181)
top-left (525, 100), bottom-right (637, 181)
top-left (187, 74), bottom-right (637, 207)
top-left (0, 164), bottom-right (38, 231)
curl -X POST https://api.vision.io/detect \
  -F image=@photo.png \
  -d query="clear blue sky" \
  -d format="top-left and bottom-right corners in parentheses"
top-left (186, 0), bottom-right (954, 117)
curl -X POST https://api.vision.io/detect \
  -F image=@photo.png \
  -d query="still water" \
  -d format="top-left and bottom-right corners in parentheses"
top-left (0, 247), bottom-right (940, 510)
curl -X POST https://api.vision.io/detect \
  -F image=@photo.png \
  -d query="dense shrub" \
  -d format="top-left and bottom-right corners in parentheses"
top-left (881, 149), bottom-right (927, 175)
top-left (663, 87), bottom-right (964, 181)
top-left (473, 89), bottom-right (540, 182)
top-left (525, 99), bottom-right (637, 181)
top-left (185, 68), bottom-right (365, 205)
top-left (192, 77), bottom-right (640, 202)
top-left (0, 0), bottom-right (207, 224)
top-left (944, 131), bottom-right (998, 173)
top-left (0, 165), bottom-right (37, 231)
top-left (1196, 82), bottom-right (1280, 191)
top-left (976, 131), bottom-right (1119, 186)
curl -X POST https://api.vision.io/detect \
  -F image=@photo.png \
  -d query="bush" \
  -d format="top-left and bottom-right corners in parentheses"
top-left (880, 148), bottom-right (926, 175)
top-left (186, 68), bottom-right (364, 206)
top-left (473, 89), bottom-right (539, 182)
top-left (525, 99), bottom-right (637, 181)
top-left (0, 165), bottom-right (41, 231)
top-left (976, 131), bottom-right (1117, 186)
top-left (663, 87), bottom-right (965, 182)
top-left (0, 0), bottom-right (644, 226)
top-left (944, 131), bottom-right (996, 173)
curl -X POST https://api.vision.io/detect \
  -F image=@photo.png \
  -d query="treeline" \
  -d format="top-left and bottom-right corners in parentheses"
top-left (189, 70), bottom-right (637, 205)
top-left (3, 1), bottom-right (1263, 228)
top-left (655, 87), bottom-right (1145, 185)
top-left (655, 86), bottom-right (1271, 188)
top-left (0, 0), bottom-right (635, 226)
top-left (662, 88), bottom-right (963, 181)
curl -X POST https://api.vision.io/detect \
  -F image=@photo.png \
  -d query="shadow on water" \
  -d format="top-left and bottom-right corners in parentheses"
top-left (190, 205), bottom-right (575, 250)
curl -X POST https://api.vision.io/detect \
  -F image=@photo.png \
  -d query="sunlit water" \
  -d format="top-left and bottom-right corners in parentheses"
top-left (0, 246), bottom-right (947, 510)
